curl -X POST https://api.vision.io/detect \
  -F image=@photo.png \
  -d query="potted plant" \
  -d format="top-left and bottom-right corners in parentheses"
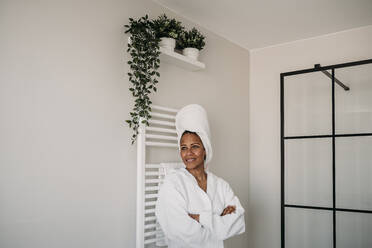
top-left (177, 27), bottom-right (205, 60)
top-left (151, 14), bottom-right (184, 51)
top-left (124, 15), bottom-right (161, 144)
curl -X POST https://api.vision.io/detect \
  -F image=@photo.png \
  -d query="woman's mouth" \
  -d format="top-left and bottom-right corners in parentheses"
top-left (185, 158), bottom-right (196, 162)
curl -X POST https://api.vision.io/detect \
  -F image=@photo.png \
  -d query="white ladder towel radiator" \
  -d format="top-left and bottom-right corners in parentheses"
top-left (136, 105), bottom-right (183, 248)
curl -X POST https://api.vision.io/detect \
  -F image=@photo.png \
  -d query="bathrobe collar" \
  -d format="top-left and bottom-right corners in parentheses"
top-left (180, 167), bottom-right (216, 200)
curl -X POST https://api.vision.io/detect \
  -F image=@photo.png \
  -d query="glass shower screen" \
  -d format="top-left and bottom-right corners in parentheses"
top-left (280, 59), bottom-right (372, 248)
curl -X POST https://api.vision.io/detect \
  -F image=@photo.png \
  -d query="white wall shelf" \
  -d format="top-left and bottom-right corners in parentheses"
top-left (128, 37), bottom-right (205, 71)
top-left (159, 47), bottom-right (206, 71)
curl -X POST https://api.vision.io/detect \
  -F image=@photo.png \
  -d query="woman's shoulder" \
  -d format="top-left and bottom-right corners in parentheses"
top-left (163, 169), bottom-right (181, 182)
top-left (208, 171), bottom-right (232, 189)
top-left (161, 168), bottom-right (187, 188)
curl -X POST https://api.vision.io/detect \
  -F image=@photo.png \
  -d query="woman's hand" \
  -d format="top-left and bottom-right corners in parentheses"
top-left (220, 205), bottom-right (236, 216)
top-left (188, 205), bottom-right (236, 222)
top-left (188, 213), bottom-right (200, 222)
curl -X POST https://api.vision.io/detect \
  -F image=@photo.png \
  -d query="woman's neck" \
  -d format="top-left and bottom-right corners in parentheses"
top-left (186, 164), bottom-right (207, 183)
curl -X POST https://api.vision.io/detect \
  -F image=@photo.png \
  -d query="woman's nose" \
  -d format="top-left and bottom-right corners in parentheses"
top-left (186, 148), bottom-right (193, 155)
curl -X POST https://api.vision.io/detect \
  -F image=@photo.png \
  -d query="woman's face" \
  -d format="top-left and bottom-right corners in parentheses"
top-left (180, 132), bottom-right (206, 170)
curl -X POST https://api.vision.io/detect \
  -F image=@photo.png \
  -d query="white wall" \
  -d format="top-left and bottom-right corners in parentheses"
top-left (0, 0), bottom-right (250, 247)
top-left (248, 25), bottom-right (372, 248)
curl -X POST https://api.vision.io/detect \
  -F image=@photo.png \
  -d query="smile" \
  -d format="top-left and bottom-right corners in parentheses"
top-left (186, 158), bottom-right (196, 162)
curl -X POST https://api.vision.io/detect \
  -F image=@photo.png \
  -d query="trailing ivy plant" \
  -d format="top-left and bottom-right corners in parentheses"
top-left (124, 15), bottom-right (161, 144)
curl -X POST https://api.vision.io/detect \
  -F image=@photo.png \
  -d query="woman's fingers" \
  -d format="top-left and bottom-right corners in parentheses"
top-left (221, 209), bottom-right (226, 216)
top-left (188, 213), bottom-right (200, 222)
top-left (221, 205), bottom-right (237, 216)
top-left (221, 208), bottom-right (228, 216)
top-left (221, 211), bottom-right (227, 216)
top-left (225, 206), bottom-right (236, 215)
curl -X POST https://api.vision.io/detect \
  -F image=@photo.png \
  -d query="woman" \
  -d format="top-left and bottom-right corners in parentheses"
top-left (155, 104), bottom-right (245, 248)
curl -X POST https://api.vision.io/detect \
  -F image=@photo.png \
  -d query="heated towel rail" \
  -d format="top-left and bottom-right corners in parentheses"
top-left (136, 105), bottom-right (181, 248)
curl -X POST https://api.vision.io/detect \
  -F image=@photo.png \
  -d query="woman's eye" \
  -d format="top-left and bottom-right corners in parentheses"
top-left (192, 145), bottom-right (200, 149)
top-left (181, 147), bottom-right (187, 150)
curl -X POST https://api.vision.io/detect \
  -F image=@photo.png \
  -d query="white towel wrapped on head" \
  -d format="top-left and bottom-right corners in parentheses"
top-left (175, 104), bottom-right (213, 167)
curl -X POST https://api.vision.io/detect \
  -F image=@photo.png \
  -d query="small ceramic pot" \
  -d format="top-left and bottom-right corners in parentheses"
top-left (182, 47), bottom-right (199, 60)
top-left (159, 37), bottom-right (176, 51)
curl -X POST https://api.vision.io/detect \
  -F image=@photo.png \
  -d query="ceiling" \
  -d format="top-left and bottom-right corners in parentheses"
top-left (154, 0), bottom-right (372, 51)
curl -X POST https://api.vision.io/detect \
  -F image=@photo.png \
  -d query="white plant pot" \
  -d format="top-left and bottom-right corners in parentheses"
top-left (182, 47), bottom-right (200, 60)
top-left (159, 37), bottom-right (176, 51)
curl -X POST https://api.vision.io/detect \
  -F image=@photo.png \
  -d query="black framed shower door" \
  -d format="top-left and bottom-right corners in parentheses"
top-left (280, 58), bottom-right (372, 248)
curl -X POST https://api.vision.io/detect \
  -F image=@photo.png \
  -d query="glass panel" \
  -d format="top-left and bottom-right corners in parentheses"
top-left (335, 63), bottom-right (372, 134)
top-left (285, 138), bottom-right (332, 207)
top-left (284, 71), bottom-right (332, 137)
top-left (285, 208), bottom-right (333, 248)
top-left (336, 136), bottom-right (372, 211)
top-left (337, 211), bottom-right (372, 248)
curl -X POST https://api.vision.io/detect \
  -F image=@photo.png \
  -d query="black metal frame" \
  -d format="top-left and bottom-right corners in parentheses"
top-left (280, 58), bottom-right (372, 248)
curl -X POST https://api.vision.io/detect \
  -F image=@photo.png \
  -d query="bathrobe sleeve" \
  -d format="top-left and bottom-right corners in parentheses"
top-left (155, 178), bottom-right (214, 247)
top-left (199, 179), bottom-right (245, 241)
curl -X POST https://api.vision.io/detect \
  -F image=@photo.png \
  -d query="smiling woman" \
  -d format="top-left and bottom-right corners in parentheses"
top-left (180, 131), bottom-right (208, 193)
top-left (155, 104), bottom-right (245, 248)
top-left (180, 131), bottom-right (206, 168)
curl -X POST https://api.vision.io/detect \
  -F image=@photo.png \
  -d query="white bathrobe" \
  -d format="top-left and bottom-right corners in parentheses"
top-left (155, 168), bottom-right (245, 248)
